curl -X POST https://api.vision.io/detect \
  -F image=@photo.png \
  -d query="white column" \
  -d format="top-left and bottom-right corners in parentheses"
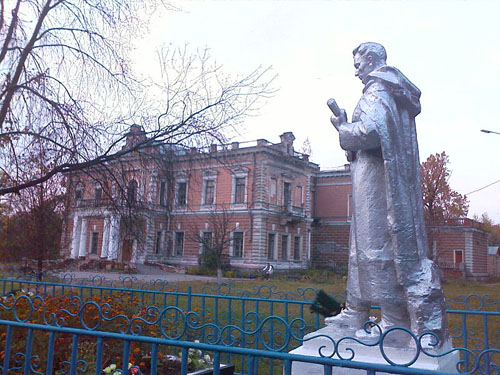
top-left (70, 216), bottom-right (81, 259)
top-left (78, 217), bottom-right (88, 258)
top-left (101, 216), bottom-right (110, 258)
top-left (107, 216), bottom-right (120, 260)
top-left (307, 229), bottom-right (311, 261)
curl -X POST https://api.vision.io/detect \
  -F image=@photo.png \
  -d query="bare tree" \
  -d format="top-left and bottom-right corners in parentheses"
top-left (191, 206), bottom-right (235, 285)
top-left (0, 1), bottom-right (275, 196)
top-left (0, 137), bottom-right (68, 279)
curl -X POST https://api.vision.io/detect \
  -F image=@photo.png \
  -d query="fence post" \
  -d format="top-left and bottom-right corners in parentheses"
top-left (187, 286), bottom-right (192, 311)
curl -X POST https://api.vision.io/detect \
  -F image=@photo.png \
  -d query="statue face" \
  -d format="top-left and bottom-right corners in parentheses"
top-left (353, 53), bottom-right (374, 84)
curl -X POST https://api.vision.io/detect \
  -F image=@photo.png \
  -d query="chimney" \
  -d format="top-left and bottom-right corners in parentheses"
top-left (124, 124), bottom-right (147, 150)
top-left (210, 144), bottom-right (217, 153)
top-left (302, 154), bottom-right (309, 161)
top-left (257, 139), bottom-right (267, 147)
top-left (231, 142), bottom-right (239, 150)
top-left (344, 164), bottom-right (350, 171)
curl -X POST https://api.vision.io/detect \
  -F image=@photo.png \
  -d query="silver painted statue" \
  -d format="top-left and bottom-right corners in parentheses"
top-left (326, 42), bottom-right (448, 343)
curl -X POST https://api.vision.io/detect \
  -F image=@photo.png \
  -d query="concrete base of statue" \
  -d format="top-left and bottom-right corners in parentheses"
top-left (289, 325), bottom-right (459, 374)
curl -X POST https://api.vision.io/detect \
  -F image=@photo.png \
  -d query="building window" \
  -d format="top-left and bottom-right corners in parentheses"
top-left (294, 236), bottom-right (301, 261)
top-left (159, 181), bottom-right (167, 206)
top-left (270, 178), bottom-right (277, 204)
top-left (284, 182), bottom-right (291, 208)
top-left (347, 194), bottom-right (353, 219)
top-left (176, 181), bottom-right (187, 207)
top-left (155, 231), bottom-right (163, 254)
top-left (281, 234), bottom-right (288, 260)
top-left (454, 249), bottom-right (464, 265)
top-left (127, 180), bottom-right (138, 202)
top-left (234, 177), bottom-right (246, 204)
top-left (174, 232), bottom-right (184, 256)
top-left (232, 232), bottom-right (243, 258)
top-left (268, 233), bottom-right (275, 260)
top-left (201, 232), bottom-right (213, 253)
top-left (75, 183), bottom-right (84, 200)
top-left (204, 179), bottom-right (215, 205)
top-left (296, 186), bottom-right (303, 206)
top-left (90, 232), bottom-right (99, 255)
top-left (94, 185), bottom-right (102, 201)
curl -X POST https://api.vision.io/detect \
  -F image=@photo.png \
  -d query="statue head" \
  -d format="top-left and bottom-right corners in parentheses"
top-left (352, 42), bottom-right (387, 84)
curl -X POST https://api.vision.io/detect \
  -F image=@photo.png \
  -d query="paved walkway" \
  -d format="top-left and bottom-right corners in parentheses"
top-left (58, 264), bottom-right (219, 283)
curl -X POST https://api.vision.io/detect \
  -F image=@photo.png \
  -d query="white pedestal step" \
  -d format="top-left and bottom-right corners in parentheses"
top-left (289, 326), bottom-right (459, 375)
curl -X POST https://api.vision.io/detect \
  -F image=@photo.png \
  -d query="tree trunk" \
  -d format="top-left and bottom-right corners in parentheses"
top-left (217, 267), bottom-right (223, 285)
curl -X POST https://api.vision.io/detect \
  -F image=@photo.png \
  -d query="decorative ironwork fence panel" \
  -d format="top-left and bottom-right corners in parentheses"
top-left (0, 275), bottom-right (498, 375)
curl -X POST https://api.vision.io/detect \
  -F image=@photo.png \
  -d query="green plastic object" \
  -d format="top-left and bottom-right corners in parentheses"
top-left (310, 289), bottom-right (344, 318)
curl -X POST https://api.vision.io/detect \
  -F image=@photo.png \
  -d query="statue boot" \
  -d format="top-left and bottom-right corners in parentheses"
top-left (324, 302), bottom-right (369, 331)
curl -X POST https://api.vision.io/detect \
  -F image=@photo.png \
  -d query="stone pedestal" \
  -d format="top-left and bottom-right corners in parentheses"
top-left (289, 325), bottom-right (459, 374)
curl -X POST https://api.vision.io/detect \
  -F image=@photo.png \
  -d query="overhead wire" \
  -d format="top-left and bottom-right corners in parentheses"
top-left (465, 179), bottom-right (500, 195)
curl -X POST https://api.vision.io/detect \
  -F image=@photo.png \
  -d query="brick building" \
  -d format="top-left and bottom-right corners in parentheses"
top-left (63, 128), bottom-right (319, 270)
top-left (63, 126), bottom-right (489, 278)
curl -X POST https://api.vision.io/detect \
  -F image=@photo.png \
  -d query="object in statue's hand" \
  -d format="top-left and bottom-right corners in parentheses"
top-left (310, 289), bottom-right (345, 318)
top-left (327, 98), bottom-right (341, 117)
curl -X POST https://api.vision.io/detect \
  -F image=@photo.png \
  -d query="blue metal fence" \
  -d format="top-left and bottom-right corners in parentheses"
top-left (0, 274), bottom-right (498, 375)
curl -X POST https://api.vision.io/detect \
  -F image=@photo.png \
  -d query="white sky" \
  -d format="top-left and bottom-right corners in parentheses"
top-left (132, 0), bottom-right (500, 223)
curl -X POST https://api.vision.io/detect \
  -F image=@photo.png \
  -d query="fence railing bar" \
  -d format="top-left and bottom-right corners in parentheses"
top-left (2, 325), bottom-right (12, 375)
top-left (46, 331), bottom-right (56, 375)
top-left (0, 319), bottom-right (466, 375)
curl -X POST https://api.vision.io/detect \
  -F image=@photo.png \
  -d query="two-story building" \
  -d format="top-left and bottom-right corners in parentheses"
top-left (63, 126), bottom-right (319, 270)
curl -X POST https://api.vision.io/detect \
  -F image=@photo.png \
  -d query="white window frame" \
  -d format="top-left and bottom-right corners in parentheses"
top-left (155, 230), bottom-right (163, 254)
top-left (281, 234), bottom-right (289, 260)
top-left (454, 249), bottom-right (464, 264)
top-left (127, 179), bottom-right (138, 202)
top-left (293, 235), bottom-right (301, 261)
top-left (230, 231), bottom-right (244, 258)
top-left (90, 232), bottom-right (99, 255)
top-left (75, 182), bottom-right (84, 200)
top-left (267, 232), bottom-right (277, 260)
top-left (201, 171), bottom-right (217, 207)
top-left (159, 180), bottom-right (167, 206)
top-left (296, 185), bottom-right (304, 207)
top-left (175, 179), bottom-right (188, 208)
top-left (269, 177), bottom-right (278, 205)
top-left (199, 231), bottom-right (213, 255)
top-left (94, 183), bottom-right (102, 201)
top-left (230, 167), bottom-right (249, 207)
top-left (283, 181), bottom-right (292, 208)
top-left (347, 193), bottom-right (353, 219)
top-left (174, 231), bottom-right (184, 257)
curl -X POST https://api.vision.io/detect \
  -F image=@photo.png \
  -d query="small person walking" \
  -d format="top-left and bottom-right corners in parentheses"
top-left (262, 263), bottom-right (274, 280)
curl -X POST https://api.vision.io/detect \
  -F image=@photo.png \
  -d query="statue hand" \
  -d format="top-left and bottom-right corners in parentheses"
top-left (330, 109), bottom-right (347, 131)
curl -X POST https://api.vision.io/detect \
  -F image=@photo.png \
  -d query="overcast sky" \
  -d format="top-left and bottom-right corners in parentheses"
top-left (133, 0), bottom-right (500, 223)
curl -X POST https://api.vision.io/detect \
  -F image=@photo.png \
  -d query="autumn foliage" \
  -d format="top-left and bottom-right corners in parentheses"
top-left (421, 152), bottom-right (469, 224)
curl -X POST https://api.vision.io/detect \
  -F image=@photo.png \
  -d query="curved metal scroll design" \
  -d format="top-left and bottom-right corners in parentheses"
top-left (55, 273), bottom-right (180, 292)
top-left (445, 294), bottom-right (500, 312)
top-left (201, 282), bottom-right (321, 301)
top-left (1, 291), bottom-right (498, 374)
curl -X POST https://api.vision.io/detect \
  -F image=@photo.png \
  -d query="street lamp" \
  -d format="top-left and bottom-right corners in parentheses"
top-left (481, 129), bottom-right (500, 135)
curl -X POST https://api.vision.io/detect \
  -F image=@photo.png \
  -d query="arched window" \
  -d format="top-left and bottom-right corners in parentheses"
top-left (127, 180), bottom-right (138, 202)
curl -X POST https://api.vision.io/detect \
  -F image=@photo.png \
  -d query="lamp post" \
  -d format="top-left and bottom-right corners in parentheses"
top-left (481, 129), bottom-right (500, 135)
